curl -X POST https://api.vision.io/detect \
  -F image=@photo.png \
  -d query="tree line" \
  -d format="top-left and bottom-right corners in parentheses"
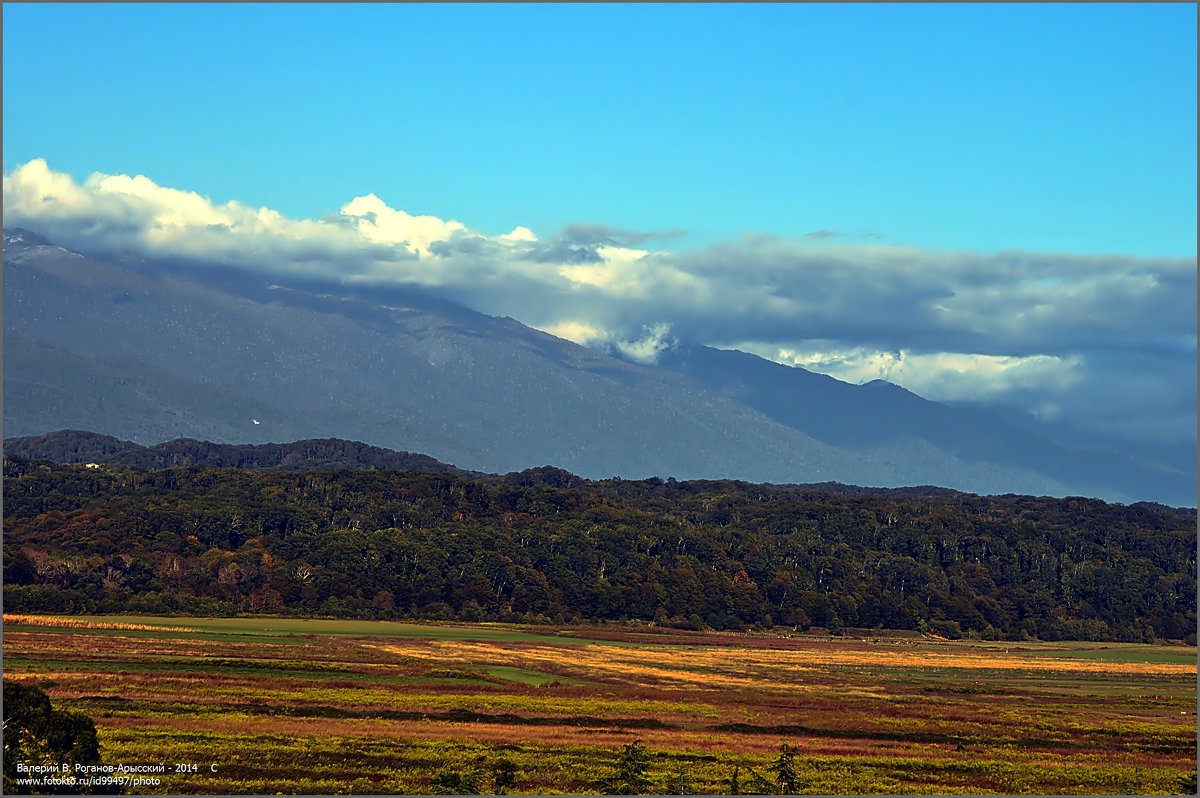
top-left (3, 458), bottom-right (1195, 642)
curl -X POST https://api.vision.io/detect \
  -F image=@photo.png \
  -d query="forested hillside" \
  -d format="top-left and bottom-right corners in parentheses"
top-left (4, 430), bottom-right (466, 474)
top-left (3, 457), bottom-right (1195, 643)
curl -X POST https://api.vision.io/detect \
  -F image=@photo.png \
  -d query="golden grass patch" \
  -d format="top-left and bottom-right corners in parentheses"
top-left (4, 614), bottom-right (201, 633)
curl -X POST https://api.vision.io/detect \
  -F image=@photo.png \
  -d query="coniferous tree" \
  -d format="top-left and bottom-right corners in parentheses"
top-left (770, 744), bottom-right (798, 795)
top-left (598, 740), bottom-right (653, 795)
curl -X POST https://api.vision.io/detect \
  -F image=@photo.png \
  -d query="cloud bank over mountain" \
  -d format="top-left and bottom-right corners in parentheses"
top-left (5, 158), bottom-right (1195, 443)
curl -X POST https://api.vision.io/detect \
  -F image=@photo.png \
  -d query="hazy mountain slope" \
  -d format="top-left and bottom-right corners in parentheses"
top-left (657, 344), bottom-right (1194, 505)
top-left (948, 397), bottom-right (1197, 481)
top-left (0, 228), bottom-right (1132, 499)
top-left (3, 331), bottom-right (304, 446)
top-left (3, 231), bottom-right (856, 483)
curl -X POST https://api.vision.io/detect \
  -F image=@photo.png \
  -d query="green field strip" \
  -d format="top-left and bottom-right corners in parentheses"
top-left (3, 656), bottom-right (414, 684)
top-left (1002, 646), bottom-right (1198, 665)
top-left (6, 615), bottom-right (629, 646)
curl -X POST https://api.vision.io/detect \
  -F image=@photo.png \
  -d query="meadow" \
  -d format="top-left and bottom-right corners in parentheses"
top-left (2, 614), bottom-right (1195, 794)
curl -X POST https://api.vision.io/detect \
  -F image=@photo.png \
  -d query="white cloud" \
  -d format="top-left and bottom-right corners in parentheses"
top-left (764, 344), bottom-right (1084, 404)
top-left (339, 193), bottom-right (466, 256)
top-left (499, 226), bottom-right (537, 242)
top-left (3, 158), bottom-right (96, 217)
top-left (533, 320), bottom-right (676, 366)
top-left (557, 245), bottom-right (654, 294)
top-left (616, 322), bottom-right (675, 364)
top-left (3, 158), bottom-right (388, 277)
top-left (88, 172), bottom-right (231, 229)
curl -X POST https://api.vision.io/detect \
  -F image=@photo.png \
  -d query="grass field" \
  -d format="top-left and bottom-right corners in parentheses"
top-left (2, 614), bottom-right (1195, 794)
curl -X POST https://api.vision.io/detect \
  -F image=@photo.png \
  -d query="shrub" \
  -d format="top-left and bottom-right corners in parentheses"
top-left (2, 680), bottom-right (112, 795)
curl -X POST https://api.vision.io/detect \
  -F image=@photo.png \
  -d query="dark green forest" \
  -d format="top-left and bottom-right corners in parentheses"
top-left (3, 457), bottom-right (1195, 643)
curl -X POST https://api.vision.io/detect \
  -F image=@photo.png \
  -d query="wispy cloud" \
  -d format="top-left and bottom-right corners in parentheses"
top-left (5, 158), bottom-right (1195, 442)
top-left (615, 322), bottom-right (677, 365)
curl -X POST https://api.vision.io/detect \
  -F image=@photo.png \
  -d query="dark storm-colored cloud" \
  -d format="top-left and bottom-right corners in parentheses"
top-left (525, 239), bottom-right (606, 265)
top-left (560, 223), bottom-right (687, 247)
top-left (428, 232), bottom-right (506, 259)
top-left (636, 240), bottom-right (1197, 362)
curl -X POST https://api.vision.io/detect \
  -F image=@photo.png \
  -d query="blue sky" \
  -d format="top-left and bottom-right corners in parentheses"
top-left (3, 3), bottom-right (1196, 257)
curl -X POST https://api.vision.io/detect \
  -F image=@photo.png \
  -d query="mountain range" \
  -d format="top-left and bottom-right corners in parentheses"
top-left (3, 227), bottom-right (1194, 505)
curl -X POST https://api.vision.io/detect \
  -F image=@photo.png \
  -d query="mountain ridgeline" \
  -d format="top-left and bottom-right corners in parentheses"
top-left (3, 226), bottom-right (1194, 505)
top-left (3, 430), bottom-right (466, 474)
top-left (3, 446), bottom-right (1195, 643)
